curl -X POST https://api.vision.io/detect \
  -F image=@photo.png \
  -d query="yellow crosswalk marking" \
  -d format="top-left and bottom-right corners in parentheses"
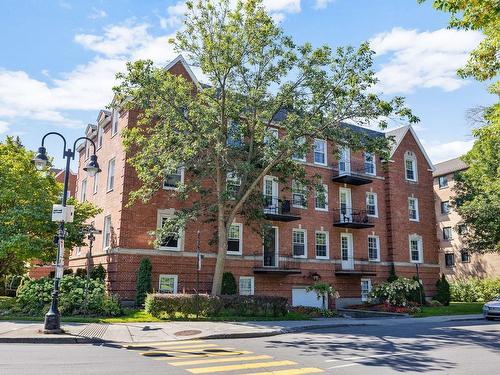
top-left (187, 360), bottom-right (297, 374)
top-left (243, 368), bottom-right (324, 375)
top-left (141, 347), bottom-right (236, 356)
top-left (151, 343), bottom-right (218, 350)
top-left (169, 355), bottom-right (273, 366)
top-left (124, 340), bottom-right (204, 348)
top-left (151, 350), bottom-right (253, 360)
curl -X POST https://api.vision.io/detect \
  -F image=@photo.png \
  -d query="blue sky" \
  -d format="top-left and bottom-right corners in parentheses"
top-left (0, 0), bottom-right (495, 168)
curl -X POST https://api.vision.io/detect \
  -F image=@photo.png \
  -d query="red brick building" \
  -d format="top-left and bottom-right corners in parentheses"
top-left (68, 56), bottom-right (440, 307)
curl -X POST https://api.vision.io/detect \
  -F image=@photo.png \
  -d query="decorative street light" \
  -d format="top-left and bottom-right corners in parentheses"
top-left (33, 132), bottom-right (101, 333)
top-left (81, 223), bottom-right (102, 279)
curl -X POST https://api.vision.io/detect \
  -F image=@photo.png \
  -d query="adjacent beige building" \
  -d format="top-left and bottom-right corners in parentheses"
top-left (433, 157), bottom-right (500, 279)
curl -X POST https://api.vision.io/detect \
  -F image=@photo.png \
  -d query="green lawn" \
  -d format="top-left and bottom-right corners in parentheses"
top-left (415, 302), bottom-right (484, 317)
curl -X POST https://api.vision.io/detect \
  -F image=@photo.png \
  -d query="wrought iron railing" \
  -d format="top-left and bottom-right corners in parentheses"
top-left (332, 208), bottom-right (372, 225)
top-left (263, 196), bottom-right (300, 216)
top-left (332, 159), bottom-right (376, 177)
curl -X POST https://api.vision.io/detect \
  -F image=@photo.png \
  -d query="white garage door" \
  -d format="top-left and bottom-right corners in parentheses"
top-left (292, 288), bottom-right (325, 308)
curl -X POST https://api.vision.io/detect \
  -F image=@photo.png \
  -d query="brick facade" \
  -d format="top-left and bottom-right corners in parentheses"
top-left (68, 57), bottom-right (440, 306)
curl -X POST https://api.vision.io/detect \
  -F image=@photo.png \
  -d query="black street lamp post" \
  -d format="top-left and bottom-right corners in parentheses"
top-left (33, 132), bottom-right (101, 333)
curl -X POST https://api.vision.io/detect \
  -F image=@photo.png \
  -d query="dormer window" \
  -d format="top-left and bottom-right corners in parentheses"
top-left (404, 151), bottom-right (417, 182)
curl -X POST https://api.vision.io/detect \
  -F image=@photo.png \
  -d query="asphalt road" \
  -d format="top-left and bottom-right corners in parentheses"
top-left (1, 319), bottom-right (499, 375)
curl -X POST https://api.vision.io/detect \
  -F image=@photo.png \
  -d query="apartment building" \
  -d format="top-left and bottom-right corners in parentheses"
top-left (434, 157), bottom-right (500, 279)
top-left (68, 56), bottom-right (440, 307)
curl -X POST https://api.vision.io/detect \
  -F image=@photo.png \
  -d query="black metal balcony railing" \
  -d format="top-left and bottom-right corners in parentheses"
top-left (253, 257), bottom-right (302, 275)
top-left (334, 260), bottom-right (377, 276)
top-left (332, 160), bottom-right (375, 185)
top-left (332, 208), bottom-right (374, 228)
top-left (263, 196), bottom-right (301, 222)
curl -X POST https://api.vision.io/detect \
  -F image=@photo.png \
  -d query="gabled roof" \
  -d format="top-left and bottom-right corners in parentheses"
top-left (385, 125), bottom-right (434, 170)
top-left (165, 54), bottom-right (202, 90)
top-left (97, 109), bottom-right (111, 125)
top-left (433, 157), bottom-right (468, 177)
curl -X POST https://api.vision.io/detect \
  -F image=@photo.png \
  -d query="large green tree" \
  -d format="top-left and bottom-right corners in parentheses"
top-left (114, 0), bottom-right (418, 295)
top-left (0, 137), bottom-right (101, 277)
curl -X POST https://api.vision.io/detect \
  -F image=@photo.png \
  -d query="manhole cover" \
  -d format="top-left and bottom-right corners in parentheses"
top-left (174, 330), bottom-right (202, 336)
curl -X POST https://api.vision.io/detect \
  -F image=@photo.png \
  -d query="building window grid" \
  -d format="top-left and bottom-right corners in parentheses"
top-left (80, 179), bottom-right (87, 202)
top-left (364, 152), bottom-right (376, 175)
top-left (443, 227), bottom-right (453, 240)
top-left (239, 276), bottom-right (254, 295)
top-left (314, 139), bottom-right (327, 165)
top-left (405, 152), bottom-right (417, 182)
top-left (106, 158), bottom-right (116, 192)
top-left (368, 236), bottom-right (380, 261)
top-left (292, 136), bottom-right (306, 162)
top-left (103, 215), bottom-right (111, 250)
top-left (292, 180), bottom-right (307, 208)
top-left (157, 211), bottom-right (182, 252)
top-left (315, 231), bottom-right (328, 259)
top-left (409, 235), bottom-right (423, 263)
top-left (366, 192), bottom-right (378, 217)
top-left (408, 197), bottom-right (419, 221)
top-left (227, 223), bottom-right (242, 255)
top-left (441, 201), bottom-right (450, 215)
top-left (314, 184), bottom-right (328, 211)
top-left (292, 229), bottom-right (307, 258)
top-left (163, 167), bottom-right (184, 190)
top-left (361, 278), bottom-right (372, 302)
top-left (159, 274), bottom-right (178, 294)
top-left (438, 175), bottom-right (448, 188)
top-left (445, 253), bottom-right (455, 268)
top-left (111, 110), bottom-right (119, 136)
top-left (461, 251), bottom-right (471, 263)
top-left (92, 173), bottom-right (99, 195)
top-left (97, 125), bottom-right (103, 149)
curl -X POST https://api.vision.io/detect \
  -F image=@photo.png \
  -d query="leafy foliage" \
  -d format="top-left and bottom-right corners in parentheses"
top-left (16, 276), bottom-right (121, 316)
top-left (221, 272), bottom-right (237, 295)
top-left (450, 278), bottom-right (500, 302)
top-left (90, 264), bottom-right (107, 281)
top-left (0, 137), bottom-right (101, 277)
top-left (135, 257), bottom-right (152, 306)
top-left (387, 264), bottom-right (398, 282)
top-left (369, 278), bottom-right (421, 307)
top-left (435, 274), bottom-right (451, 306)
top-left (452, 121), bottom-right (500, 253)
top-left (408, 276), bottom-right (426, 305)
top-left (306, 282), bottom-right (337, 310)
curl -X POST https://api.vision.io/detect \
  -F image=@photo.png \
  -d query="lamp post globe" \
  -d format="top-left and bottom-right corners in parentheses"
top-left (33, 146), bottom-right (49, 171)
top-left (83, 154), bottom-right (101, 177)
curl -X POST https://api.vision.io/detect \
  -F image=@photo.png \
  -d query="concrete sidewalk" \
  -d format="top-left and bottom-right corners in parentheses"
top-left (0, 314), bottom-right (484, 344)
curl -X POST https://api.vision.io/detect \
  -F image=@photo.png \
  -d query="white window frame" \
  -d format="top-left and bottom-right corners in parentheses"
top-left (365, 192), bottom-right (378, 217)
top-left (404, 151), bottom-right (418, 182)
top-left (409, 234), bottom-right (423, 264)
top-left (313, 139), bottom-right (327, 166)
top-left (80, 178), bottom-right (87, 202)
top-left (443, 226), bottom-right (453, 241)
top-left (226, 172), bottom-right (241, 200)
top-left (364, 152), bottom-right (376, 175)
top-left (163, 167), bottom-right (185, 190)
top-left (157, 209), bottom-right (183, 252)
top-left (97, 125), bottom-right (103, 149)
top-left (438, 175), bottom-right (448, 189)
top-left (408, 197), bottom-right (419, 222)
top-left (292, 180), bottom-right (307, 208)
top-left (92, 172), bottom-right (99, 195)
top-left (103, 215), bottom-right (112, 251)
top-left (111, 109), bottom-right (119, 136)
top-left (158, 274), bottom-right (178, 294)
top-left (227, 223), bottom-right (243, 255)
top-left (315, 230), bottom-right (329, 259)
top-left (292, 228), bottom-right (307, 258)
top-left (239, 276), bottom-right (255, 295)
top-left (367, 235), bottom-right (380, 262)
top-left (314, 184), bottom-right (328, 211)
top-left (106, 157), bottom-right (116, 192)
top-left (441, 201), bottom-right (450, 215)
top-left (361, 278), bottom-right (372, 302)
top-left (292, 136), bottom-right (306, 162)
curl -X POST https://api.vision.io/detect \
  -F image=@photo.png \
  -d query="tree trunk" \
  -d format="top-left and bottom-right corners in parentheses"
top-left (211, 206), bottom-right (228, 295)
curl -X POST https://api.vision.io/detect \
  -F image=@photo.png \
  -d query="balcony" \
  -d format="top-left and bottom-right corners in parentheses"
top-left (332, 160), bottom-right (375, 185)
top-left (334, 261), bottom-right (377, 276)
top-left (333, 208), bottom-right (374, 229)
top-left (253, 257), bottom-right (302, 275)
top-left (263, 196), bottom-right (301, 222)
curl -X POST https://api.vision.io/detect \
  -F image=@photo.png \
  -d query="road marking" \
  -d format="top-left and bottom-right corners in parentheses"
top-left (125, 340), bottom-right (203, 348)
top-left (151, 343), bottom-right (219, 350)
top-left (242, 368), bottom-right (324, 375)
top-left (326, 353), bottom-right (406, 369)
top-left (151, 351), bottom-right (253, 360)
top-left (187, 360), bottom-right (297, 374)
top-left (141, 347), bottom-right (236, 356)
top-left (169, 355), bottom-right (273, 366)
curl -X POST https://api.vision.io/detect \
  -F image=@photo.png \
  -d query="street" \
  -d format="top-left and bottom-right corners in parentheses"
top-left (1, 319), bottom-right (499, 374)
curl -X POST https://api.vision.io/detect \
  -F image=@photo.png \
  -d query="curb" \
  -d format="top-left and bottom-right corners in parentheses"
top-left (0, 336), bottom-right (104, 344)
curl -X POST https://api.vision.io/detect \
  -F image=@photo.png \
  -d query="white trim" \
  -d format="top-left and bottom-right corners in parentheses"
top-left (227, 223), bottom-right (243, 255)
top-left (239, 276), bottom-right (255, 295)
top-left (365, 192), bottom-right (378, 218)
top-left (97, 124), bottom-right (103, 150)
top-left (102, 215), bottom-right (112, 251)
top-left (314, 184), bottom-right (329, 211)
top-left (292, 228), bottom-right (307, 259)
top-left (367, 235), bottom-right (380, 262)
top-left (404, 151), bottom-right (418, 182)
top-left (313, 139), bottom-right (327, 166)
top-left (158, 274), bottom-right (178, 294)
top-left (80, 178), bottom-right (87, 202)
top-left (111, 109), bottom-right (119, 136)
top-left (92, 172), bottom-right (99, 195)
top-left (165, 54), bottom-right (202, 90)
top-left (163, 167), bottom-right (185, 190)
top-left (361, 278), bottom-right (372, 302)
top-left (106, 157), bottom-right (116, 192)
top-left (408, 197), bottom-right (420, 222)
top-left (292, 136), bottom-right (307, 162)
top-left (409, 234), bottom-right (423, 263)
top-left (364, 152), bottom-right (376, 175)
top-left (157, 209), bottom-right (183, 252)
top-left (315, 230), bottom-right (329, 260)
top-left (340, 232), bottom-right (354, 270)
top-left (292, 180), bottom-right (307, 209)
top-left (386, 125), bottom-right (435, 171)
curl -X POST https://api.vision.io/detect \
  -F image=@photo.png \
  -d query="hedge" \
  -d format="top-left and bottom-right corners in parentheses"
top-left (145, 293), bottom-right (288, 319)
top-left (450, 278), bottom-right (500, 302)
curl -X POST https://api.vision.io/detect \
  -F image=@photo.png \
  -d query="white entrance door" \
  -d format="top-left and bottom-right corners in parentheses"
top-left (339, 147), bottom-right (350, 174)
top-left (341, 233), bottom-right (354, 270)
top-left (263, 176), bottom-right (278, 213)
top-left (339, 187), bottom-right (352, 222)
top-left (292, 288), bottom-right (326, 308)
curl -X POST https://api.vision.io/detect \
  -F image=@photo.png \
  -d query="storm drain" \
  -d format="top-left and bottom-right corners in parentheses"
top-left (174, 329), bottom-right (202, 336)
top-left (78, 323), bottom-right (109, 340)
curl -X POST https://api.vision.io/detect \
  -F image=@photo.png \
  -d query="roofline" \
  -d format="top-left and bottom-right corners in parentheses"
top-left (388, 125), bottom-right (435, 171)
top-left (165, 54), bottom-right (202, 90)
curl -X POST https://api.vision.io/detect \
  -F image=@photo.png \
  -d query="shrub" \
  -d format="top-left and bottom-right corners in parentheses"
top-left (16, 275), bottom-right (121, 316)
top-left (369, 278), bottom-right (421, 307)
top-left (75, 268), bottom-right (87, 278)
top-left (450, 278), bottom-right (500, 302)
top-left (435, 274), bottom-right (451, 306)
top-left (408, 276), bottom-right (426, 305)
top-left (221, 272), bottom-right (237, 295)
top-left (387, 264), bottom-right (398, 282)
top-left (289, 306), bottom-right (336, 318)
top-left (305, 282), bottom-right (337, 310)
top-left (135, 258), bottom-right (152, 307)
top-left (145, 293), bottom-right (287, 319)
top-left (90, 264), bottom-right (106, 281)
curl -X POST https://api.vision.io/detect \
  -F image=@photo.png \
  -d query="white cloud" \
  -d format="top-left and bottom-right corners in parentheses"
top-left (370, 27), bottom-right (483, 94)
top-left (89, 7), bottom-right (107, 20)
top-left (422, 138), bottom-right (474, 164)
top-left (263, 0), bottom-right (301, 13)
top-left (313, 0), bottom-right (334, 9)
top-left (160, 1), bottom-right (188, 29)
top-left (0, 120), bottom-right (9, 134)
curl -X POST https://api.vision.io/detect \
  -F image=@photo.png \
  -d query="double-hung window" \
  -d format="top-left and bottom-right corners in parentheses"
top-left (408, 197), bottom-right (419, 221)
top-left (92, 172), bottom-right (99, 195)
top-left (314, 139), bottom-right (327, 165)
top-left (404, 151), bottom-right (417, 182)
top-left (103, 215), bottom-right (112, 250)
top-left (292, 136), bottom-right (306, 162)
top-left (163, 167), bottom-right (184, 190)
top-left (97, 125), bottom-right (103, 149)
top-left (159, 274), bottom-right (178, 294)
top-left (364, 152), bottom-right (376, 175)
top-left (438, 175), bottom-right (448, 188)
top-left (368, 235), bottom-right (380, 262)
top-left (111, 110), bottom-right (119, 136)
top-left (314, 184), bottom-right (328, 211)
top-left (445, 253), bottom-right (455, 268)
top-left (227, 223), bottom-right (242, 255)
top-left (361, 279), bottom-right (372, 302)
top-left (315, 231), bottom-right (329, 259)
top-left (80, 178), bottom-right (87, 202)
top-left (106, 158), bottom-right (115, 192)
top-left (292, 180), bottom-right (307, 208)
top-left (239, 276), bottom-right (254, 295)
top-left (226, 172), bottom-right (241, 200)
top-left (443, 227), bottom-right (453, 240)
top-left (441, 201), bottom-right (450, 215)
top-left (409, 234), bottom-right (423, 263)
top-left (157, 209), bottom-right (182, 251)
top-left (292, 229), bottom-right (307, 258)
top-left (366, 192), bottom-right (378, 217)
